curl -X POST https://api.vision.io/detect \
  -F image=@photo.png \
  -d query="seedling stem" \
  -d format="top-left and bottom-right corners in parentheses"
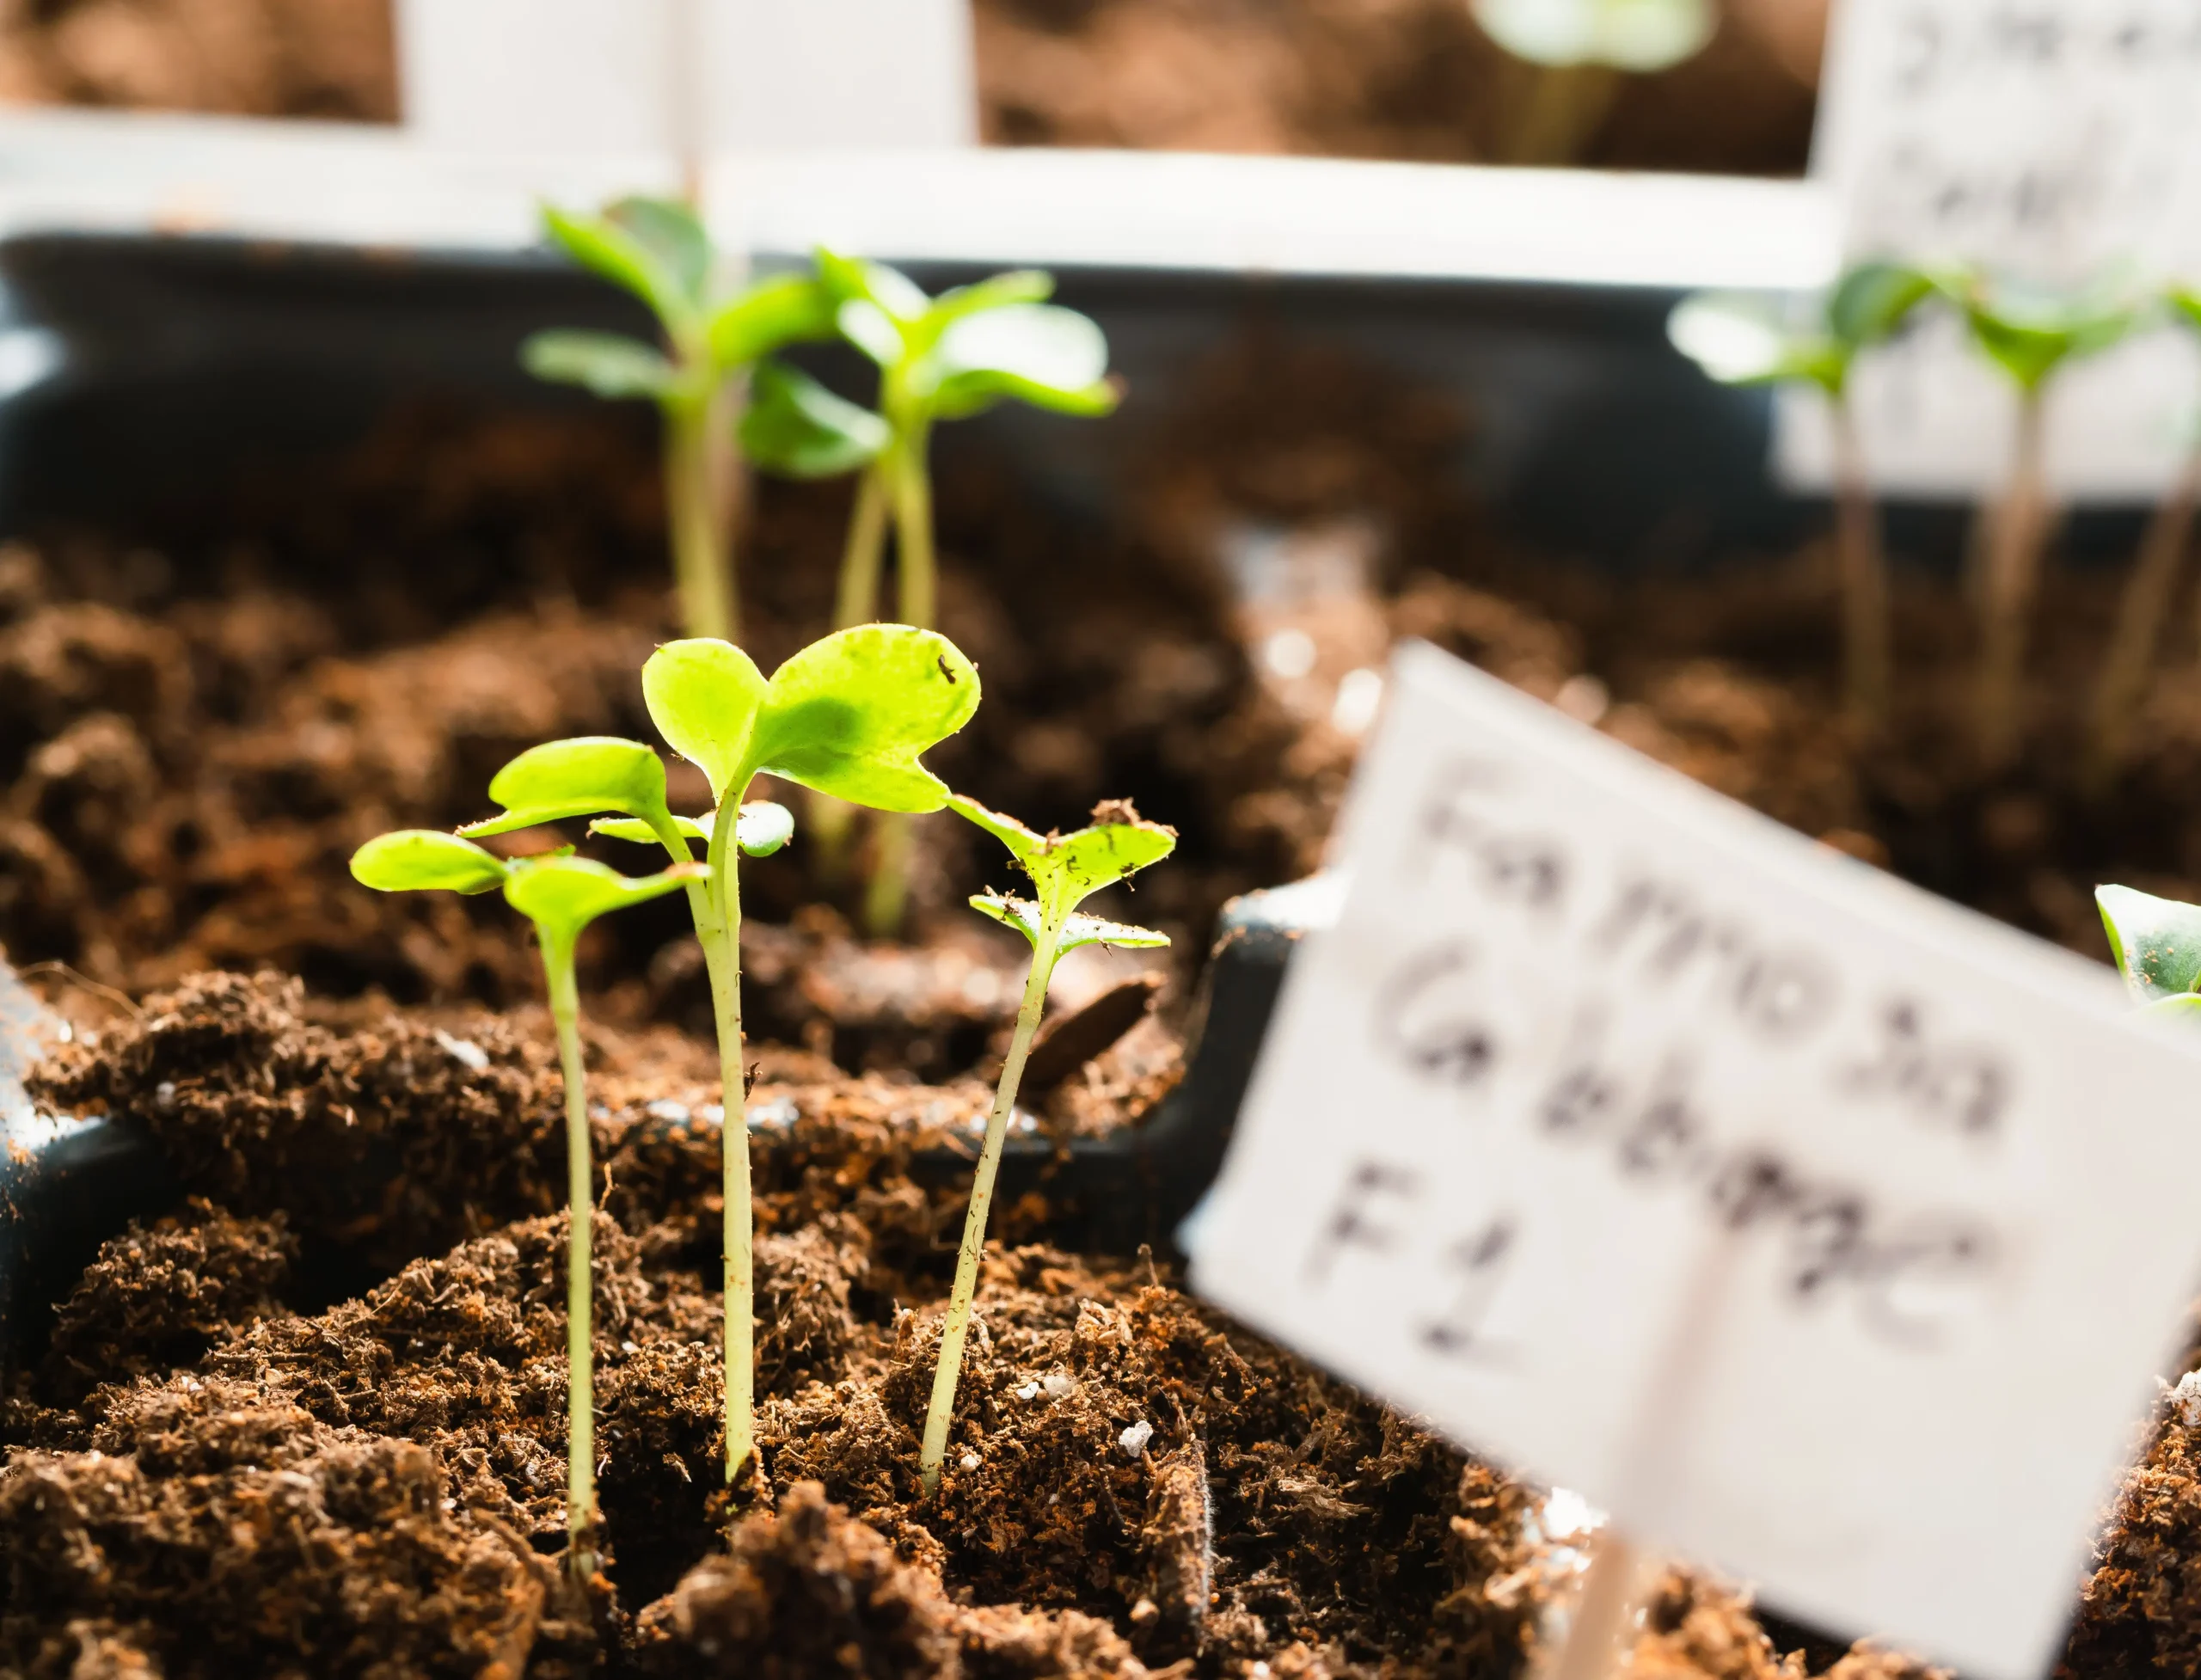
top-left (919, 795), bottom-right (1175, 1495)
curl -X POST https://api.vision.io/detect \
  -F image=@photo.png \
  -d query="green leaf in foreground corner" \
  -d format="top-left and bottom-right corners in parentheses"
top-left (503, 855), bottom-right (705, 945)
top-left (745, 626), bottom-right (980, 812)
top-left (2098, 884), bottom-right (2201, 1002)
top-left (462, 738), bottom-right (674, 839)
top-left (740, 362), bottom-right (890, 480)
top-left (521, 330), bottom-right (680, 402)
top-left (972, 892), bottom-right (1168, 955)
top-left (352, 831), bottom-right (509, 895)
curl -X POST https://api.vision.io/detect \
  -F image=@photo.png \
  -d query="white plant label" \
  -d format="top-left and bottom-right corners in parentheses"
top-left (1186, 641), bottom-right (2201, 1679)
top-left (1781, 0), bottom-right (2201, 498)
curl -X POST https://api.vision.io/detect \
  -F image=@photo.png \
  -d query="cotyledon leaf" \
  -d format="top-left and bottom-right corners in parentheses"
top-left (592, 801), bottom-right (794, 857)
top-left (742, 626), bottom-right (980, 812)
top-left (971, 893), bottom-right (1169, 955)
top-left (502, 855), bottom-right (706, 946)
top-left (641, 639), bottom-right (769, 804)
top-left (352, 831), bottom-right (510, 895)
top-left (461, 738), bottom-right (674, 839)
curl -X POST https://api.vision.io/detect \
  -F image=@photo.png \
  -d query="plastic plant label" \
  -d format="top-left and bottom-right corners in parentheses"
top-left (1186, 641), bottom-right (2201, 1679)
top-left (1781, 0), bottom-right (2201, 498)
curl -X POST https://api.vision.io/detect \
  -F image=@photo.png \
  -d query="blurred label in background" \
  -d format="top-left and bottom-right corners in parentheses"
top-left (1781, 0), bottom-right (2201, 498)
top-left (396, 0), bottom-right (976, 160)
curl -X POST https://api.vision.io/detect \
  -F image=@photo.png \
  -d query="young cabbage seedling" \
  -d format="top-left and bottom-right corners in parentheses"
top-left (1472, 0), bottom-right (1714, 163)
top-left (743, 254), bottom-right (1115, 933)
top-left (2089, 285), bottom-right (2201, 785)
top-left (918, 795), bottom-right (1176, 1496)
top-left (2096, 883), bottom-right (2201, 1021)
top-left (349, 831), bottom-right (701, 1581)
top-left (1669, 262), bottom-right (1933, 734)
top-left (524, 198), bottom-right (835, 641)
top-left (459, 629), bottom-right (980, 1493)
top-left (1942, 267), bottom-right (2137, 769)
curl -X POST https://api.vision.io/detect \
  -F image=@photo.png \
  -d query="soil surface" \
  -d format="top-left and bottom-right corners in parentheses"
top-left (0, 0), bottom-right (1819, 175)
top-left (12, 336), bottom-right (2201, 1675)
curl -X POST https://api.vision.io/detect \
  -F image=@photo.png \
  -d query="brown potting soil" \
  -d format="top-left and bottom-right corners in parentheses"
top-left (0, 0), bottom-right (1818, 177)
top-left (14, 338), bottom-right (2201, 1676)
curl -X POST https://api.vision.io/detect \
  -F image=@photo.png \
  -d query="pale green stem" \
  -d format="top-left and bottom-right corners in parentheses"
top-left (919, 921), bottom-right (1060, 1494)
top-left (707, 799), bottom-right (755, 1488)
top-left (1977, 388), bottom-right (2051, 771)
top-left (1830, 394), bottom-right (1892, 737)
top-left (543, 938), bottom-right (597, 1583)
top-left (665, 391), bottom-right (735, 642)
top-left (892, 426), bottom-right (937, 632)
top-left (2090, 441), bottom-right (2201, 787)
top-left (836, 463), bottom-right (892, 630)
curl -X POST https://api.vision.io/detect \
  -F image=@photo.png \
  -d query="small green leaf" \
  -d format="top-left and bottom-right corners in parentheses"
top-left (971, 892), bottom-right (1168, 955)
top-left (2170, 285), bottom-right (2201, 335)
top-left (522, 329), bottom-right (681, 402)
top-left (352, 831), bottom-right (510, 895)
top-left (592, 812), bottom-right (712, 844)
top-left (927, 270), bottom-right (1055, 332)
top-left (462, 738), bottom-right (675, 839)
top-left (1943, 269), bottom-right (2138, 392)
top-left (590, 801), bottom-right (792, 855)
top-left (956, 796), bottom-right (1177, 929)
top-left (837, 297), bottom-right (906, 368)
top-left (709, 273), bottom-right (839, 369)
top-left (818, 250), bottom-right (930, 323)
top-left (503, 854), bottom-right (705, 947)
top-left (605, 196), bottom-right (711, 311)
top-left (2142, 993), bottom-right (2201, 1023)
top-left (1827, 261), bottom-right (1934, 348)
top-left (1667, 293), bottom-right (1845, 392)
top-left (741, 361), bottom-right (890, 479)
top-left (929, 304), bottom-right (1118, 419)
top-left (1473, 0), bottom-right (1714, 71)
top-left (641, 639), bottom-right (769, 804)
top-left (736, 800), bottom-right (794, 856)
top-left (542, 204), bottom-right (694, 335)
top-left (745, 625), bottom-right (981, 811)
top-left (2097, 884), bottom-right (2201, 1002)
top-left (946, 794), bottom-right (1045, 862)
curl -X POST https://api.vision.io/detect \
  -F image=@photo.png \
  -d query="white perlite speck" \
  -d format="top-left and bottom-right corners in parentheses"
top-left (959, 1453), bottom-right (981, 1472)
top-left (2172, 1370), bottom-right (2201, 1429)
top-left (1042, 1371), bottom-right (1076, 1400)
top-left (1015, 1381), bottom-right (1040, 1401)
top-left (434, 1030), bottom-right (489, 1072)
top-left (1118, 1420), bottom-right (1153, 1459)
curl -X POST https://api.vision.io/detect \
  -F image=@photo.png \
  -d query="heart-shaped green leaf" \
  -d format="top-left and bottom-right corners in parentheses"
top-left (972, 892), bottom-right (1168, 955)
top-left (2098, 884), bottom-right (2201, 1002)
top-left (953, 795), bottom-right (1177, 928)
top-left (604, 196), bottom-right (710, 311)
top-left (522, 330), bottom-right (681, 402)
top-left (929, 304), bottom-right (1118, 419)
top-left (741, 361), bottom-right (890, 479)
top-left (1667, 294), bottom-right (1845, 392)
top-left (709, 273), bottom-right (839, 369)
top-left (1944, 269), bottom-right (2138, 392)
top-left (503, 854), bottom-right (705, 948)
top-left (542, 204), bottom-right (696, 337)
top-left (641, 639), bottom-right (769, 804)
top-left (744, 626), bottom-right (981, 811)
top-left (352, 831), bottom-right (510, 895)
top-left (1827, 261), bottom-right (1934, 349)
top-left (1472, 0), bottom-right (1714, 71)
top-left (462, 738), bottom-right (676, 840)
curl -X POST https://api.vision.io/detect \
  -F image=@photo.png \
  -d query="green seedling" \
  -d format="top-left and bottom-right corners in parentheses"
top-left (743, 254), bottom-right (1115, 934)
top-left (1472, 0), bottom-right (1714, 162)
top-left (2090, 285), bottom-right (2201, 786)
top-left (1941, 267), bottom-right (2138, 769)
top-left (350, 831), bottom-right (701, 1581)
top-left (1669, 262), bottom-right (1934, 735)
top-left (919, 795), bottom-right (1176, 1496)
top-left (2096, 883), bottom-right (2201, 1021)
top-left (463, 628), bottom-right (980, 1494)
top-left (524, 197), bottom-right (836, 641)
